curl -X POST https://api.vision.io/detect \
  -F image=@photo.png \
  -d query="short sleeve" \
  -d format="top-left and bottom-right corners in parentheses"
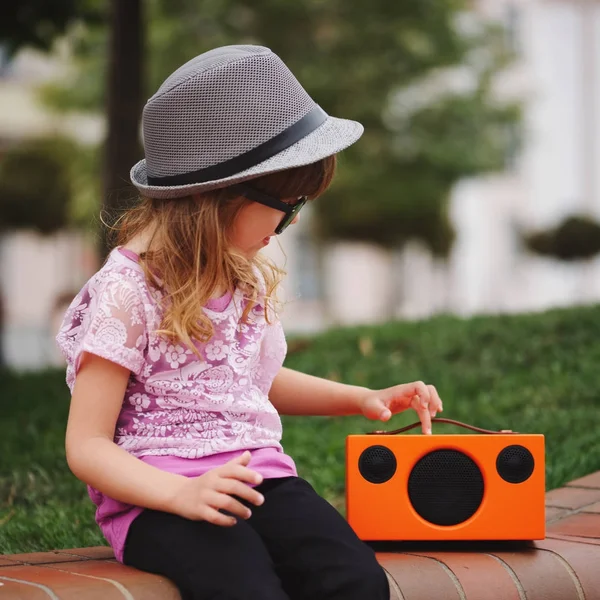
top-left (56, 272), bottom-right (148, 387)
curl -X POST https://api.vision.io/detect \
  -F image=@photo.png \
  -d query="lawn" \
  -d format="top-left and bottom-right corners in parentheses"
top-left (1, 304), bottom-right (600, 554)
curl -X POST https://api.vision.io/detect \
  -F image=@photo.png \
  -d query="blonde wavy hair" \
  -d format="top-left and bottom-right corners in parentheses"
top-left (114, 155), bottom-right (337, 355)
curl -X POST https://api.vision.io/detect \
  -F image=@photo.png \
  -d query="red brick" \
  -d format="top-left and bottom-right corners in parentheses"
top-left (547, 513), bottom-right (600, 538)
top-left (0, 564), bottom-right (122, 599)
top-left (1, 550), bottom-right (86, 566)
top-left (535, 537), bottom-right (600, 599)
top-left (403, 552), bottom-right (521, 600)
top-left (545, 487), bottom-right (600, 510)
top-left (545, 507), bottom-right (570, 522)
top-left (377, 553), bottom-right (462, 599)
top-left (46, 560), bottom-right (181, 599)
top-left (384, 571), bottom-right (403, 600)
top-left (546, 533), bottom-right (600, 546)
top-left (488, 548), bottom-right (579, 600)
top-left (54, 547), bottom-right (115, 561)
top-left (567, 471), bottom-right (600, 489)
top-left (581, 502), bottom-right (600, 514)
top-left (0, 577), bottom-right (51, 599)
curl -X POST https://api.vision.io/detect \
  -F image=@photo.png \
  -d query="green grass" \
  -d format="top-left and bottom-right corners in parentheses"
top-left (2, 305), bottom-right (600, 554)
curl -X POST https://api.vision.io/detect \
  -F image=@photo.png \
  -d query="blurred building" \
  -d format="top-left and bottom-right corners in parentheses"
top-left (1, 0), bottom-right (600, 370)
top-left (440, 0), bottom-right (600, 319)
top-left (273, 0), bottom-right (600, 329)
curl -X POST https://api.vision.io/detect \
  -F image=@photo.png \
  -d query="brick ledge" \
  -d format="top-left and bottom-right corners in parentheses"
top-left (1, 472), bottom-right (600, 599)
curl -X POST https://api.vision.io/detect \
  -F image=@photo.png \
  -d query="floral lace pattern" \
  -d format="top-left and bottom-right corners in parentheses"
top-left (56, 249), bottom-right (287, 459)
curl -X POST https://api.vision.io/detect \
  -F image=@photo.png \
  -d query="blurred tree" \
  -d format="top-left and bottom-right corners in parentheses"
top-left (101, 0), bottom-right (145, 258)
top-left (0, 136), bottom-right (77, 233)
top-left (2, 1), bottom-right (144, 258)
top-left (523, 215), bottom-right (600, 261)
top-left (0, 1), bottom-right (102, 56)
top-left (41, 0), bottom-right (520, 256)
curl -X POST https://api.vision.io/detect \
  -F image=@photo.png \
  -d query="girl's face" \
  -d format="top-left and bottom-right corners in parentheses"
top-left (230, 198), bottom-right (301, 257)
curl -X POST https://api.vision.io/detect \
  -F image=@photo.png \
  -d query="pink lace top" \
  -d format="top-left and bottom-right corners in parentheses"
top-left (56, 247), bottom-right (297, 562)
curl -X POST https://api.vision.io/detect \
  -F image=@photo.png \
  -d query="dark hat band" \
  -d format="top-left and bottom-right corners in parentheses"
top-left (146, 105), bottom-right (328, 187)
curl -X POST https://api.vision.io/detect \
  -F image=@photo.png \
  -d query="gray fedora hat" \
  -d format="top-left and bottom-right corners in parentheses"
top-left (130, 45), bottom-right (363, 199)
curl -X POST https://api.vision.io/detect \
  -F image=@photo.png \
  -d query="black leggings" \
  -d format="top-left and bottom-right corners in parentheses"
top-left (124, 476), bottom-right (389, 600)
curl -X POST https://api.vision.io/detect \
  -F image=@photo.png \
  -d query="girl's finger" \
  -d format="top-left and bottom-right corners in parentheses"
top-left (229, 450), bottom-right (252, 466)
top-left (410, 381), bottom-right (430, 403)
top-left (208, 491), bottom-right (253, 520)
top-left (427, 384), bottom-right (443, 416)
top-left (361, 395), bottom-right (389, 420)
top-left (419, 406), bottom-right (432, 434)
top-left (373, 397), bottom-right (392, 420)
top-left (412, 394), bottom-right (432, 434)
top-left (220, 464), bottom-right (263, 485)
top-left (217, 479), bottom-right (265, 507)
top-left (197, 505), bottom-right (237, 527)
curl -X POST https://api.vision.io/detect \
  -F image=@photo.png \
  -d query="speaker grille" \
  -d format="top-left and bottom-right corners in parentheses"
top-left (408, 449), bottom-right (484, 526)
top-left (359, 445), bottom-right (397, 484)
top-left (496, 445), bottom-right (535, 483)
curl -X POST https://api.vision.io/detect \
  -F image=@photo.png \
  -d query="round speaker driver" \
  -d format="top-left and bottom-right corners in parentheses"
top-left (496, 445), bottom-right (535, 484)
top-left (408, 449), bottom-right (484, 526)
top-left (358, 445), bottom-right (397, 484)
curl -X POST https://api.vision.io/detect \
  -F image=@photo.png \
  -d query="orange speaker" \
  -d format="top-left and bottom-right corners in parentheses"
top-left (346, 419), bottom-right (545, 541)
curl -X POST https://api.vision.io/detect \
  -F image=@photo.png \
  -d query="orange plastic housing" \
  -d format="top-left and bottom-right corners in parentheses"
top-left (346, 433), bottom-right (545, 541)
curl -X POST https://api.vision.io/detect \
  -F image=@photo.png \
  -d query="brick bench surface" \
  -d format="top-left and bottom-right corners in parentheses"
top-left (1, 471), bottom-right (600, 599)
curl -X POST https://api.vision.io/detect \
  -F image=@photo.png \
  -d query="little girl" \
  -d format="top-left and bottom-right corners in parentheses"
top-left (57, 45), bottom-right (442, 600)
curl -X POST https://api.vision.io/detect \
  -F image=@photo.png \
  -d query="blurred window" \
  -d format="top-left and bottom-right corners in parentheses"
top-left (295, 230), bottom-right (323, 301)
top-left (504, 121), bottom-right (522, 171)
top-left (504, 3), bottom-right (522, 56)
top-left (0, 45), bottom-right (12, 78)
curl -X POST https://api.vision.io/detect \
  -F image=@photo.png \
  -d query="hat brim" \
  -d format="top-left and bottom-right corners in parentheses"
top-left (130, 116), bottom-right (363, 199)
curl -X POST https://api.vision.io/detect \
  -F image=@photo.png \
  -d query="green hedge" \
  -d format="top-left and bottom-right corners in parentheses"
top-left (1, 305), bottom-right (600, 553)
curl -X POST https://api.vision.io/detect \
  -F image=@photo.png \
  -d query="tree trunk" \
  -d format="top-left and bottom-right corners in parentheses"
top-left (101, 0), bottom-right (145, 259)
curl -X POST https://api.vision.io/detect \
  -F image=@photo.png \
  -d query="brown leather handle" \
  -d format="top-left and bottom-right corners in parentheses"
top-left (366, 417), bottom-right (517, 435)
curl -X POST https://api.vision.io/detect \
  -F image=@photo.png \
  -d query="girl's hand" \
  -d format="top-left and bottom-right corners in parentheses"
top-left (168, 451), bottom-right (265, 526)
top-left (358, 381), bottom-right (443, 434)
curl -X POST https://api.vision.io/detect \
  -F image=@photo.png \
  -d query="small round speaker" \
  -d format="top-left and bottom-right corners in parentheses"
top-left (358, 445), bottom-right (397, 484)
top-left (408, 449), bottom-right (484, 526)
top-left (496, 445), bottom-right (535, 483)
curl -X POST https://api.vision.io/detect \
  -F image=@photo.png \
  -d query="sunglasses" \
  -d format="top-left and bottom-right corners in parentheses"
top-left (231, 184), bottom-right (308, 235)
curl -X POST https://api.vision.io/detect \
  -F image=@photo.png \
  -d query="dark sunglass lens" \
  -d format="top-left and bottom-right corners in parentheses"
top-left (275, 197), bottom-right (307, 234)
top-left (276, 215), bottom-right (293, 234)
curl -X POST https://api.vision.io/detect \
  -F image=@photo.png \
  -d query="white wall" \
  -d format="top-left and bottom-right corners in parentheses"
top-left (0, 231), bottom-right (98, 369)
